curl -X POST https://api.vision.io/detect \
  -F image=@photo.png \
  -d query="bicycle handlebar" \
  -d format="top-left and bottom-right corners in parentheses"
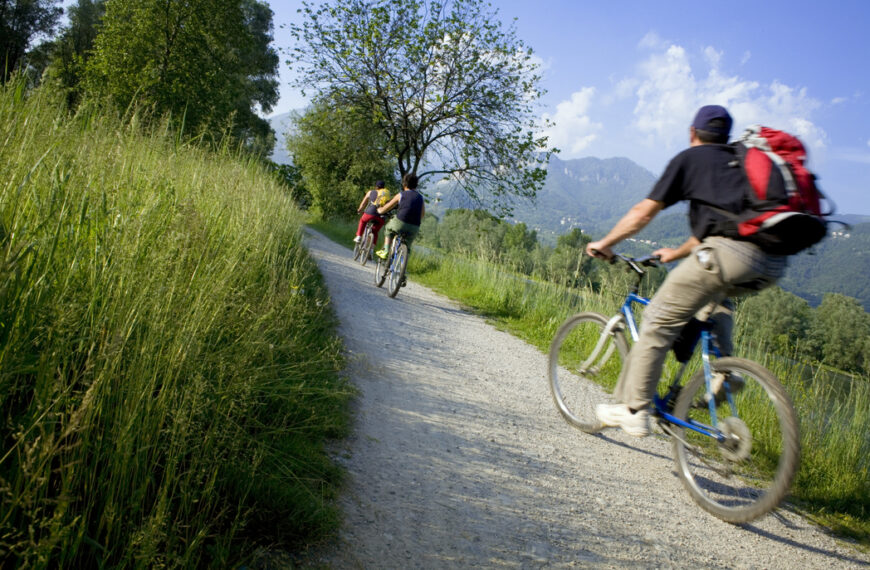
top-left (589, 250), bottom-right (661, 278)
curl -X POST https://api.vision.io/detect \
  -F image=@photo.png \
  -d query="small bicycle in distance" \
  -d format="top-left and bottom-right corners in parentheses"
top-left (375, 231), bottom-right (410, 298)
top-left (548, 253), bottom-right (800, 523)
top-left (353, 221), bottom-right (377, 266)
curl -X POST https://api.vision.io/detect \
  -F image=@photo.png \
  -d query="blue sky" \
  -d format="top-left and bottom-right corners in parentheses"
top-left (276, 1), bottom-right (870, 215)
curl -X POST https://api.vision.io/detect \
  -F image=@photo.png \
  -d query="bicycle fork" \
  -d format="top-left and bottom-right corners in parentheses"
top-left (579, 314), bottom-right (625, 375)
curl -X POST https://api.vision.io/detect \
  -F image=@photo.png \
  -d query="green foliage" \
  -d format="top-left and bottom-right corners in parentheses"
top-left (28, 0), bottom-right (105, 107)
top-left (85, 0), bottom-right (278, 156)
top-left (290, 0), bottom-right (553, 211)
top-left (0, 82), bottom-right (350, 566)
top-left (807, 293), bottom-right (870, 373)
top-left (737, 286), bottom-right (812, 355)
top-left (0, 0), bottom-right (63, 83)
top-left (286, 99), bottom-right (396, 218)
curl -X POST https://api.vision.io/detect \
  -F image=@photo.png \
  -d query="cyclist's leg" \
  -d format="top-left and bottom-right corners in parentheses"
top-left (371, 216), bottom-right (386, 245)
top-left (378, 218), bottom-right (399, 257)
top-left (619, 250), bottom-right (729, 412)
top-left (622, 237), bottom-right (786, 412)
top-left (704, 298), bottom-right (735, 357)
top-left (356, 215), bottom-right (368, 238)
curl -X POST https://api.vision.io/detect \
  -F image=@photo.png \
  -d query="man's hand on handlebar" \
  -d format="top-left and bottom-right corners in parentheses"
top-left (586, 241), bottom-right (614, 260)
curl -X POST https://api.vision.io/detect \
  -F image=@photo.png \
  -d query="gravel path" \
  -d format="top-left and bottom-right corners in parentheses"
top-left (297, 228), bottom-right (868, 569)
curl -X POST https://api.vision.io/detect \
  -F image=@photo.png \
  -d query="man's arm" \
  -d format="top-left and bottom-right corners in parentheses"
top-left (586, 198), bottom-right (664, 258)
top-left (378, 194), bottom-right (401, 215)
top-left (357, 192), bottom-right (370, 214)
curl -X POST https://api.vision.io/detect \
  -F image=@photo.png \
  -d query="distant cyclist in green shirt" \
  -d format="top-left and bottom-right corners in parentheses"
top-left (376, 173), bottom-right (425, 259)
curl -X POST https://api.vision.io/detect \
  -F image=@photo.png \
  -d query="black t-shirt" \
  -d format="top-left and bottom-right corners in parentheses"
top-left (648, 144), bottom-right (748, 239)
top-left (397, 189), bottom-right (424, 226)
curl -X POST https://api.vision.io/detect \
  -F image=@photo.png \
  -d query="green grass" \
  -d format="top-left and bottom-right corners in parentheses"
top-left (0, 83), bottom-right (352, 567)
top-left (319, 217), bottom-right (870, 550)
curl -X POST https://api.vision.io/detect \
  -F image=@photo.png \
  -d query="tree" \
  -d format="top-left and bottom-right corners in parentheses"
top-left (290, 0), bottom-right (553, 212)
top-left (807, 293), bottom-right (870, 373)
top-left (286, 99), bottom-right (397, 219)
top-left (86, 0), bottom-right (278, 155)
top-left (738, 286), bottom-right (811, 355)
top-left (36, 0), bottom-right (105, 107)
top-left (0, 0), bottom-right (62, 82)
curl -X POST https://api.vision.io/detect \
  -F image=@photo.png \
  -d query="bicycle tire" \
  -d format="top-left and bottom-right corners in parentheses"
top-left (374, 251), bottom-right (388, 287)
top-left (387, 242), bottom-right (408, 298)
top-left (359, 225), bottom-right (374, 266)
top-left (548, 312), bottom-right (629, 432)
top-left (353, 238), bottom-right (362, 261)
top-left (670, 357), bottom-right (800, 523)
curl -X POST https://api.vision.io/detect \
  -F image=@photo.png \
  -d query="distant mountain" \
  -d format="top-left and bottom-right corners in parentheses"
top-left (777, 222), bottom-right (870, 310)
top-left (428, 154), bottom-right (661, 241)
top-left (267, 112), bottom-right (293, 165)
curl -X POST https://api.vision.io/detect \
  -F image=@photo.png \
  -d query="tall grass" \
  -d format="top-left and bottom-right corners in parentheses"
top-left (321, 219), bottom-right (868, 544)
top-left (0, 84), bottom-right (351, 566)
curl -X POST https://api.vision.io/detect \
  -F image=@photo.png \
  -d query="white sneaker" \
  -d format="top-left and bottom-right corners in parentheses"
top-left (595, 404), bottom-right (650, 437)
top-left (353, 236), bottom-right (362, 243)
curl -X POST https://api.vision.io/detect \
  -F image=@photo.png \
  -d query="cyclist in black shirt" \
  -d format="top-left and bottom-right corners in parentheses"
top-left (586, 105), bottom-right (787, 437)
top-left (376, 173), bottom-right (425, 259)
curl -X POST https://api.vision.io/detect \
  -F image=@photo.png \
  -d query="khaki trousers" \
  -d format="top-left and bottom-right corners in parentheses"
top-left (614, 237), bottom-right (787, 410)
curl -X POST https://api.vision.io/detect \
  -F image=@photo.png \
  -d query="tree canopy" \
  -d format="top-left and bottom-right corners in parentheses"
top-left (86, 0), bottom-right (279, 155)
top-left (0, 0), bottom-right (62, 83)
top-left (286, 98), bottom-right (397, 218)
top-left (290, 0), bottom-right (553, 211)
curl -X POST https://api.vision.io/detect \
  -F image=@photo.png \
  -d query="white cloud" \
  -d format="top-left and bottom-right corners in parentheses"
top-left (540, 38), bottom-right (829, 171)
top-left (627, 42), bottom-right (826, 157)
top-left (541, 87), bottom-right (603, 157)
top-left (867, 139), bottom-right (870, 147)
top-left (638, 31), bottom-right (666, 50)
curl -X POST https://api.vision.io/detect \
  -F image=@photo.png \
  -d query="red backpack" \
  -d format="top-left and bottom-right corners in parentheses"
top-left (722, 126), bottom-right (833, 255)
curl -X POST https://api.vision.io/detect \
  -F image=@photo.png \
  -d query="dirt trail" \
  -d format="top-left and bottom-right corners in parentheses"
top-left (296, 228), bottom-right (868, 569)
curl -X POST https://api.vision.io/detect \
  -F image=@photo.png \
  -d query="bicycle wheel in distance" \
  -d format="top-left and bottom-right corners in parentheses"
top-left (387, 242), bottom-right (408, 298)
top-left (670, 357), bottom-right (800, 523)
top-left (353, 236), bottom-right (363, 261)
top-left (548, 312), bottom-right (629, 432)
top-left (374, 250), bottom-right (388, 287)
top-left (359, 225), bottom-right (374, 266)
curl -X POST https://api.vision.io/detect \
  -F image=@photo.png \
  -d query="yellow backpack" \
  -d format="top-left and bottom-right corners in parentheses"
top-left (373, 188), bottom-right (391, 207)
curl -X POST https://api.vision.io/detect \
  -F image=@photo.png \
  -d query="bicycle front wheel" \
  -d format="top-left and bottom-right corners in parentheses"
top-left (387, 242), bottom-right (408, 298)
top-left (548, 312), bottom-right (629, 432)
top-left (670, 357), bottom-right (800, 523)
top-left (360, 226), bottom-right (374, 266)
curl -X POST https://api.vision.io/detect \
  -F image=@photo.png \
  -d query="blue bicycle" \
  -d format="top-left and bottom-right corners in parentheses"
top-left (548, 254), bottom-right (800, 523)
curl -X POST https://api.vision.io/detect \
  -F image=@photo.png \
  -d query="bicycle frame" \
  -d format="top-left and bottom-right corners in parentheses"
top-left (610, 262), bottom-right (730, 443)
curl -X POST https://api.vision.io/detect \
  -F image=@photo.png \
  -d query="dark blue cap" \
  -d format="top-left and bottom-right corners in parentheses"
top-left (376, 180), bottom-right (385, 188)
top-left (691, 105), bottom-right (732, 136)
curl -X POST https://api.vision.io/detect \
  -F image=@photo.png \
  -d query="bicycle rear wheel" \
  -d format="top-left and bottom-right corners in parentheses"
top-left (387, 242), bottom-right (408, 298)
top-left (359, 225), bottom-right (374, 266)
top-left (548, 312), bottom-right (629, 432)
top-left (374, 250), bottom-right (388, 287)
top-left (670, 357), bottom-right (800, 523)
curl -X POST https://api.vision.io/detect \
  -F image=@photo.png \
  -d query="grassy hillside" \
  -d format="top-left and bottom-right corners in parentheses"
top-left (0, 84), bottom-right (350, 567)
